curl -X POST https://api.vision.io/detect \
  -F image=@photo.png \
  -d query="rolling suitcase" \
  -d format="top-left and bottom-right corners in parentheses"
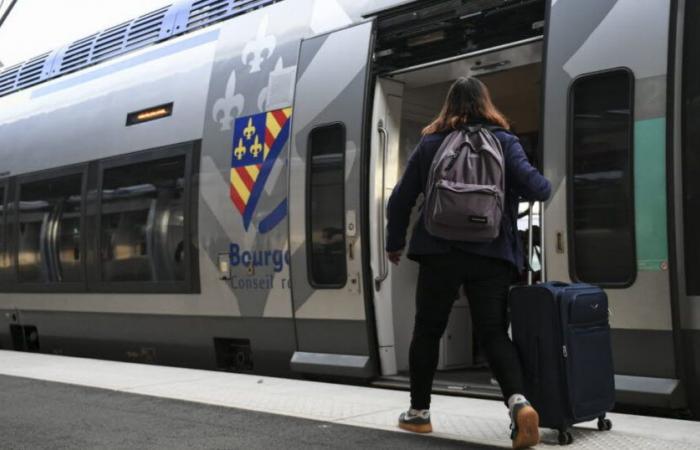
top-left (509, 281), bottom-right (615, 445)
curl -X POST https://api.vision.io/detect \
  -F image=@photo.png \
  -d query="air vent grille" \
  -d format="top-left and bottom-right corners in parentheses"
top-left (0, 0), bottom-right (284, 99)
top-left (187, 0), bottom-right (230, 31)
top-left (126, 6), bottom-right (169, 49)
top-left (92, 22), bottom-right (129, 62)
top-left (16, 53), bottom-right (50, 89)
top-left (231, 0), bottom-right (276, 15)
top-left (60, 34), bottom-right (98, 73)
top-left (0, 64), bottom-right (21, 96)
top-left (187, 0), bottom-right (278, 32)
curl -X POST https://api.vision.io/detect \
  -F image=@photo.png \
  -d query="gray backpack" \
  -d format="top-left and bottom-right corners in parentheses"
top-left (424, 125), bottom-right (505, 242)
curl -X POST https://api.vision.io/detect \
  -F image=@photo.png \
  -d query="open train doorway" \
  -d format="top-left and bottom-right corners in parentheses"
top-left (369, 36), bottom-right (544, 397)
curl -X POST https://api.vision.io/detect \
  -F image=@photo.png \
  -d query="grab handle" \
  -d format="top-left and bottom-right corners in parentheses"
top-left (527, 201), bottom-right (535, 285)
top-left (539, 200), bottom-right (546, 282)
top-left (375, 120), bottom-right (389, 291)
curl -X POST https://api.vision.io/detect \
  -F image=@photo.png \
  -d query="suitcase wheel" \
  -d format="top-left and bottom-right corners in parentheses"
top-left (557, 429), bottom-right (574, 445)
top-left (597, 416), bottom-right (613, 431)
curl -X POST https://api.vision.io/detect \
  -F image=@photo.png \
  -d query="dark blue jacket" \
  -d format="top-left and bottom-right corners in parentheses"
top-left (386, 127), bottom-right (552, 272)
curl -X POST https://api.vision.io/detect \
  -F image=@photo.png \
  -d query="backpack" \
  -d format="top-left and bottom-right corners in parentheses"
top-left (423, 125), bottom-right (505, 242)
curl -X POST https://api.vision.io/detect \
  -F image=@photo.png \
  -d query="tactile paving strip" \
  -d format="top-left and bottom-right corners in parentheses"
top-left (340, 409), bottom-right (699, 450)
top-left (0, 350), bottom-right (698, 450)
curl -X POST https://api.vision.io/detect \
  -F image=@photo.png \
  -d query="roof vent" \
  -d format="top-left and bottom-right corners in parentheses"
top-left (0, 63), bottom-right (20, 96)
top-left (0, 0), bottom-right (284, 99)
top-left (60, 34), bottom-right (98, 73)
top-left (231, 0), bottom-right (275, 16)
top-left (92, 22), bottom-right (129, 63)
top-left (16, 53), bottom-right (50, 90)
top-left (126, 6), bottom-right (169, 49)
top-left (187, 0), bottom-right (230, 31)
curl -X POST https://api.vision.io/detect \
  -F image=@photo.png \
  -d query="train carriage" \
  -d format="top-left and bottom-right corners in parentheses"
top-left (0, 0), bottom-right (698, 418)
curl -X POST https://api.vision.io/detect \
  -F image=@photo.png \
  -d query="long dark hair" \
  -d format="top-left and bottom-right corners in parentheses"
top-left (422, 77), bottom-right (510, 135)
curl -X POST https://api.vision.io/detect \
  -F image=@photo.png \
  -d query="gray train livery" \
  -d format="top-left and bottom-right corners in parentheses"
top-left (0, 0), bottom-right (699, 418)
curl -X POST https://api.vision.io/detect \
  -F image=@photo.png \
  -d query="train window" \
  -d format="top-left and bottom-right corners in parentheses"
top-left (307, 123), bottom-right (347, 287)
top-left (0, 185), bottom-right (8, 281)
top-left (569, 69), bottom-right (636, 285)
top-left (683, 2), bottom-right (700, 295)
top-left (99, 155), bottom-right (187, 284)
top-left (17, 173), bottom-right (84, 283)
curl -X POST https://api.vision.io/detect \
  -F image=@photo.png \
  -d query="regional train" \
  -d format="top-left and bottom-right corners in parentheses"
top-left (0, 0), bottom-right (698, 418)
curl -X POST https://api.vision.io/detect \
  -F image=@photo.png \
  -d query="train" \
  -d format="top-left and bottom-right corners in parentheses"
top-left (0, 0), bottom-right (698, 418)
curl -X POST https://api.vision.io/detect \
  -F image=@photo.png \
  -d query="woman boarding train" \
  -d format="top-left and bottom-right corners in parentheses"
top-left (385, 76), bottom-right (551, 449)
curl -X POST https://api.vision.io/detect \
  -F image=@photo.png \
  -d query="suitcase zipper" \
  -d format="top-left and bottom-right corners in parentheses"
top-left (562, 345), bottom-right (568, 358)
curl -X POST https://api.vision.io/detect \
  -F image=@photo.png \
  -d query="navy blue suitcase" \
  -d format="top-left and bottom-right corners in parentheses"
top-left (509, 282), bottom-right (615, 445)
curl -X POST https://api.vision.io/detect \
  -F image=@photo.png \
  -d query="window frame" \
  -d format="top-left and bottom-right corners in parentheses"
top-left (94, 142), bottom-right (199, 294)
top-left (566, 67), bottom-right (638, 288)
top-left (305, 122), bottom-right (348, 289)
top-left (12, 163), bottom-right (89, 293)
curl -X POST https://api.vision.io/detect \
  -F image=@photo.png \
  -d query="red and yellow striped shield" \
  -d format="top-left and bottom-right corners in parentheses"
top-left (230, 107), bottom-right (292, 230)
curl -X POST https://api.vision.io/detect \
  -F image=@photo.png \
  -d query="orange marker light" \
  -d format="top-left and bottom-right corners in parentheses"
top-left (126, 103), bottom-right (173, 126)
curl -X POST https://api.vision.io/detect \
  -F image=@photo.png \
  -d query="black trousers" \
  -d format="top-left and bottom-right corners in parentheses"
top-left (409, 250), bottom-right (525, 409)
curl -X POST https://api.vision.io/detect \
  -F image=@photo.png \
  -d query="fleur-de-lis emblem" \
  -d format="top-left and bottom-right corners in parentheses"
top-left (243, 118), bottom-right (256, 140)
top-left (234, 139), bottom-right (247, 160)
top-left (213, 70), bottom-right (245, 131)
top-left (242, 15), bottom-right (276, 73)
top-left (249, 135), bottom-right (263, 157)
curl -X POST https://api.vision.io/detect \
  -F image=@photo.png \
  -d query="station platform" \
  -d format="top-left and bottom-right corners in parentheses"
top-left (0, 350), bottom-right (698, 449)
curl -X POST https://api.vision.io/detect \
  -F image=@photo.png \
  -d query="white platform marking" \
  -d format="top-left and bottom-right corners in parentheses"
top-left (0, 350), bottom-right (698, 449)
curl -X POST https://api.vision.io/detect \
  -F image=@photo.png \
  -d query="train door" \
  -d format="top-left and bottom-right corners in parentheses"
top-left (542, 0), bottom-right (683, 406)
top-left (287, 21), bottom-right (377, 377)
top-left (674, 0), bottom-right (700, 415)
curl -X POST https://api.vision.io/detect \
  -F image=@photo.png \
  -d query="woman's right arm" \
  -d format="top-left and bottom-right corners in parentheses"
top-left (385, 142), bottom-right (425, 253)
top-left (503, 135), bottom-right (552, 202)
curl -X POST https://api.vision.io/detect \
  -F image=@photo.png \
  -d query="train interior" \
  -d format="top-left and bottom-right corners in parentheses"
top-left (371, 39), bottom-right (544, 396)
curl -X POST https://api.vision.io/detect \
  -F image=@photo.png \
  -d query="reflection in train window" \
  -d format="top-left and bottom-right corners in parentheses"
top-left (570, 70), bottom-right (636, 285)
top-left (100, 156), bottom-right (186, 283)
top-left (17, 174), bottom-right (84, 283)
top-left (308, 124), bottom-right (347, 287)
top-left (0, 185), bottom-right (8, 280)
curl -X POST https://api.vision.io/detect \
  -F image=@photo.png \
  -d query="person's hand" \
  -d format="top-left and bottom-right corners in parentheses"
top-left (387, 250), bottom-right (402, 265)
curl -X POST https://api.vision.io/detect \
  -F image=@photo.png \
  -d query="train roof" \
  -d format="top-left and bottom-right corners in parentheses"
top-left (0, 0), bottom-right (283, 99)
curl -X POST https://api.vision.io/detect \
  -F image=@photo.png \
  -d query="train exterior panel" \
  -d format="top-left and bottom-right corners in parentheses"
top-left (543, 1), bottom-right (677, 382)
top-left (0, 0), bottom-right (383, 374)
top-left (0, 0), bottom-right (697, 417)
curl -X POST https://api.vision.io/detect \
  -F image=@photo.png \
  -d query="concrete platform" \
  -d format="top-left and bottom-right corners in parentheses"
top-left (0, 350), bottom-right (698, 449)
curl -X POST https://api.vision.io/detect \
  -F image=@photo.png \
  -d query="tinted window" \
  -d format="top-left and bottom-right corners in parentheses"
top-left (0, 186), bottom-right (7, 280)
top-left (683, 3), bottom-right (700, 295)
top-left (570, 70), bottom-right (636, 285)
top-left (17, 174), bottom-right (83, 283)
top-left (100, 156), bottom-right (186, 283)
top-left (308, 124), bottom-right (346, 287)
